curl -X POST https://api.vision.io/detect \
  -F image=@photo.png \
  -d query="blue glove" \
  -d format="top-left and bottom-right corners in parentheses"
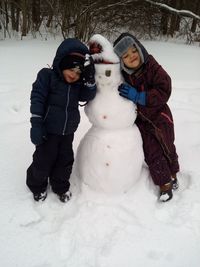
top-left (30, 116), bottom-right (47, 146)
top-left (118, 83), bottom-right (146, 106)
top-left (82, 54), bottom-right (96, 90)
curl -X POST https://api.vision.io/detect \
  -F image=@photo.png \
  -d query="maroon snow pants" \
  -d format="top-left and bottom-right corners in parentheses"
top-left (136, 118), bottom-right (179, 186)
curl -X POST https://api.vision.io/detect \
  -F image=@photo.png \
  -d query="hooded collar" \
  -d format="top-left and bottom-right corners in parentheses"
top-left (52, 38), bottom-right (89, 76)
top-left (113, 33), bottom-right (149, 74)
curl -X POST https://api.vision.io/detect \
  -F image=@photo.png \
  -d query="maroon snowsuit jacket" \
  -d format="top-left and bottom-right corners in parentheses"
top-left (122, 55), bottom-right (179, 186)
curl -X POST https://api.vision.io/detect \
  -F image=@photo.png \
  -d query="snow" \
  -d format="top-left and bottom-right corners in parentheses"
top-left (85, 63), bottom-right (137, 129)
top-left (0, 37), bottom-right (200, 267)
top-left (89, 34), bottom-right (119, 63)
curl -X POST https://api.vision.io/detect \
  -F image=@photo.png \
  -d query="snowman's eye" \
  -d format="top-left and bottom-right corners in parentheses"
top-left (105, 70), bottom-right (111, 77)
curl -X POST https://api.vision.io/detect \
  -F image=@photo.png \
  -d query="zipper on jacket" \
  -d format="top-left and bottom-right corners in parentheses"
top-left (62, 85), bottom-right (71, 135)
top-left (43, 106), bottom-right (50, 121)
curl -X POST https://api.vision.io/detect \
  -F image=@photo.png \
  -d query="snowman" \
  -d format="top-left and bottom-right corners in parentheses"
top-left (75, 34), bottom-right (144, 194)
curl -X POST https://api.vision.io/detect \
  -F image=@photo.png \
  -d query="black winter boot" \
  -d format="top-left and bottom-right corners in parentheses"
top-left (159, 182), bottom-right (173, 202)
top-left (33, 191), bottom-right (47, 202)
top-left (57, 191), bottom-right (72, 203)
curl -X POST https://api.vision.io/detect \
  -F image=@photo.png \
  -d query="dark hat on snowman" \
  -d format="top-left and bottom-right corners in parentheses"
top-left (59, 53), bottom-right (85, 71)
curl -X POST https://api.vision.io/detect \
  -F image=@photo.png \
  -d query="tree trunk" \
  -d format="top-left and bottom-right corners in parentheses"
top-left (191, 19), bottom-right (197, 33)
top-left (15, 7), bottom-right (20, 32)
top-left (161, 10), bottom-right (169, 35)
top-left (21, 0), bottom-right (27, 37)
top-left (191, 0), bottom-right (200, 33)
top-left (169, 0), bottom-right (182, 37)
top-left (32, 0), bottom-right (41, 31)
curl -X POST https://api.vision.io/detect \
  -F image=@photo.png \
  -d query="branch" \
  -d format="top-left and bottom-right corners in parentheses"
top-left (0, 7), bottom-right (12, 18)
top-left (80, 0), bottom-right (136, 17)
top-left (145, 0), bottom-right (200, 20)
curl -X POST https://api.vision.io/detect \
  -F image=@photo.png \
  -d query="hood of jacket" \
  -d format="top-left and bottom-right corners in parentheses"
top-left (52, 38), bottom-right (89, 75)
top-left (113, 32), bottom-right (149, 75)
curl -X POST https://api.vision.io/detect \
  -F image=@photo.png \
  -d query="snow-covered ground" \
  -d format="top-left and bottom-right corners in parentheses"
top-left (0, 38), bottom-right (200, 267)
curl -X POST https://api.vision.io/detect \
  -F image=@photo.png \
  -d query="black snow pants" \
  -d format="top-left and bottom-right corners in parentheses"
top-left (26, 134), bottom-right (74, 195)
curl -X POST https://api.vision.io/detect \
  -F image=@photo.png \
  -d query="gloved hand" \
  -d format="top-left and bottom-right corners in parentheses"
top-left (82, 54), bottom-right (96, 89)
top-left (30, 116), bottom-right (47, 146)
top-left (118, 83), bottom-right (146, 106)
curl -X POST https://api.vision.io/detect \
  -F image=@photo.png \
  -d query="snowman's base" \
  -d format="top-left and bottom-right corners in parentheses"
top-left (76, 126), bottom-right (144, 195)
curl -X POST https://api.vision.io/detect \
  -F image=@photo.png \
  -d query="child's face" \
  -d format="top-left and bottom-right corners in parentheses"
top-left (122, 47), bottom-right (141, 70)
top-left (62, 68), bottom-right (81, 83)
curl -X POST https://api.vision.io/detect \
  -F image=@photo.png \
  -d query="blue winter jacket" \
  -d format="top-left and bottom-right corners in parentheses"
top-left (30, 38), bottom-right (96, 135)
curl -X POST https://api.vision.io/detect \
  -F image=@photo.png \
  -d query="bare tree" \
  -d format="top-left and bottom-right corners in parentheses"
top-left (0, 0), bottom-right (199, 42)
top-left (0, 0), bottom-right (10, 38)
top-left (32, 0), bottom-right (41, 31)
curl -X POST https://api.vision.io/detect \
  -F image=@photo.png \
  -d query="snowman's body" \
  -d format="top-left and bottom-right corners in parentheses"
top-left (76, 35), bottom-right (144, 194)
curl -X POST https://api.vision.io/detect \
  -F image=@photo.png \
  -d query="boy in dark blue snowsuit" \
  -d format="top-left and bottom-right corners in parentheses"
top-left (26, 38), bottom-right (96, 202)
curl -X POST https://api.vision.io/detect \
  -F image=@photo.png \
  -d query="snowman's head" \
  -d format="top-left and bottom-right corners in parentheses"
top-left (88, 34), bottom-right (122, 88)
top-left (88, 34), bottom-right (120, 64)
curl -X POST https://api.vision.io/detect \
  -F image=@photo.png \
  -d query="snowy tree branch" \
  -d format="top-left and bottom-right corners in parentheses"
top-left (145, 0), bottom-right (200, 20)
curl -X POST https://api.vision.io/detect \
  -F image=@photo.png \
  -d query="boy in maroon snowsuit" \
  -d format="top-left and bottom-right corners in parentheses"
top-left (114, 33), bottom-right (179, 202)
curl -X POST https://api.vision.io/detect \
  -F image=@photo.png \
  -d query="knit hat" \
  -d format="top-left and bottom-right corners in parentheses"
top-left (59, 54), bottom-right (85, 71)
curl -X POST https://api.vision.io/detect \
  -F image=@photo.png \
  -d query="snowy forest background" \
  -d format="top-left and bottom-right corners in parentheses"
top-left (0, 0), bottom-right (200, 43)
